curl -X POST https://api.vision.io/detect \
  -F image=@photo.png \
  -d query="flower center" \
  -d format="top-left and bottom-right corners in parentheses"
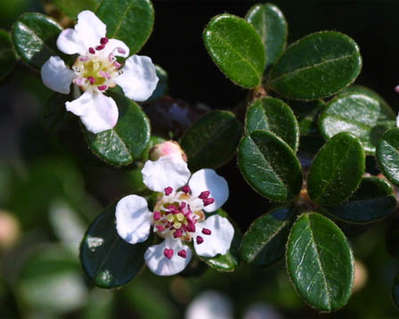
top-left (153, 186), bottom-right (215, 242)
top-left (72, 37), bottom-right (123, 93)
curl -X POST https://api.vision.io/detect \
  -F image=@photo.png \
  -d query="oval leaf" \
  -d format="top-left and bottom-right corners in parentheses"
top-left (0, 30), bottom-right (17, 80)
top-left (286, 212), bottom-right (354, 312)
top-left (12, 13), bottom-right (62, 69)
top-left (325, 177), bottom-right (396, 224)
top-left (377, 128), bottom-right (399, 186)
top-left (85, 91), bottom-right (151, 166)
top-left (240, 207), bottom-right (292, 267)
top-left (320, 91), bottom-right (395, 154)
top-left (269, 31), bottom-right (362, 100)
top-left (246, 3), bottom-right (287, 70)
top-left (245, 97), bottom-right (299, 151)
top-left (308, 132), bottom-right (365, 206)
top-left (80, 204), bottom-right (149, 288)
top-left (238, 130), bottom-right (303, 202)
top-left (96, 0), bottom-right (154, 54)
top-left (203, 14), bottom-right (265, 88)
top-left (181, 110), bottom-right (242, 171)
top-left (53, 0), bottom-right (101, 19)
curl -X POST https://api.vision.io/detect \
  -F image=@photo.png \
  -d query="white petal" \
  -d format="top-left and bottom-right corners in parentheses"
top-left (115, 55), bottom-right (159, 102)
top-left (194, 215), bottom-right (234, 258)
top-left (141, 155), bottom-right (191, 192)
top-left (57, 28), bottom-right (86, 55)
top-left (102, 38), bottom-right (130, 58)
top-left (115, 195), bottom-right (152, 244)
top-left (65, 91), bottom-right (118, 134)
top-left (144, 238), bottom-right (192, 276)
top-left (397, 112), bottom-right (399, 127)
top-left (186, 291), bottom-right (233, 319)
top-left (189, 169), bottom-right (229, 212)
top-left (41, 56), bottom-right (74, 94)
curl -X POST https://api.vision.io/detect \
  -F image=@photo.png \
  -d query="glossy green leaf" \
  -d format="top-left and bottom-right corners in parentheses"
top-left (240, 207), bottom-right (292, 267)
top-left (85, 91), bottom-right (151, 166)
top-left (308, 132), bottom-right (365, 206)
top-left (96, 0), bottom-right (154, 54)
top-left (12, 13), bottom-right (62, 69)
top-left (181, 110), bottom-right (242, 171)
top-left (238, 130), bottom-right (303, 202)
top-left (393, 274), bottom-right (399, 309)
top-left (200, 209), bottom-right (240, 272)
top-left (245, 97), bottom-right (299, 151)
top-left (376, 128), bottom-right (399, 186)
top-left (325, 177), bottom-right (396, 224)
top-left (146, 65), bottom-right (168, 102)
top-left (53, 0), bottom-right (101, 19)
top-left (319, 90), bottom-right (395, 154)
top-left (0, 30), bottom-right (17, 80)
top-left (286, 212), bottom-right (354, 312)
top-left (80, 204), bottom-right (149, 288)
top-left (203, 14), bottom-right (265, 88)
top-left (269, 31), bottom-right (362, 100)
top-left (246, 3), bottom-right (287, 70)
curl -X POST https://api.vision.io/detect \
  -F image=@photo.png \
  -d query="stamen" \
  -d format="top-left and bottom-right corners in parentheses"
top-left (89, 47), bottom-right (95, 54)
top-left (202, 228), bottom-right (212, 235)
top-left (174, 229), bottom-right (183, 238)
top-left (164, 187), bottom-right (173, 195)
top-left (156, 225), bottom-right (165, 232)
top-left (196, 236), bottom-right (204, 244)
top-left (88, 76), bottom-right (95, 85)
top-left (113, 61), bottom-right (121, 69)
top-left (153, 211), bottom-right (161, 221)
top-left (163, 248), bottom-right (174, 259)
top-left (203, 198), bottom-right (215, 206)
top-left (98, 85), bottom-right (108, 91)
top-left (178, 250), bottom-right (187, 258)
top-left (79, 56), bottom-right (89, 62)
top-left (96, 45), bottom-right (105, 51)
top-left (187, 222), bottom-right (196, 233)
top-left (180, 202), bottom-right (186, 210)
top-left (182, 185), bottom-right (191, 194)
top-left (100, 37), bottom-right (109, 45)
top-left (99, 70), bottom-right (111, 79)
top-left (117, 47), bottom-right (127, 55)
top-left (199, 191), bottom-right (210, 199)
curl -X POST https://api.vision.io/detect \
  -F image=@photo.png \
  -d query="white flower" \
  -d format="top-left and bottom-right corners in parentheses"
top-left (40, 10), bottom-right (159, 134)
top-left (185, 291), bottom-right (233, 319)
top-left (115, 154), bottom-right (233, 276)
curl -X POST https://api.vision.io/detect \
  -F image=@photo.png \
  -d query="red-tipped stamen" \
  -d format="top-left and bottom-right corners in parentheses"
top-left (88, 76), bottom-right (95, 85)
top-left (156, 225), bottom-right (165, 232)
top-left (88, 47), bottom-right (95, 54)
top-left (98, 85), bottom-right (108, 91)
top-left (187, 222), bottom-right (196, 233)
top-left (199, 191), bottom-right (210, 199)
top-left (96, 45), bottom-right (105, 50)
top-left (117, 47), bottom-right (126, 55)
top-left (113, 61), bottom-right (121, 69)
top-left (203, 198), bottom-right (215, 206)
top-left (153, 211), bottom-right (161, 221)
top-left (163, 248), bottom-right (174, 259)
top-left (100, 37), bottom-right (109, 45)
top-left (196, 236), bottom-right (204, 244)
top-left (202, 228), bottom-right (212, 235)
top-left (182, 185), bottom-right (191, 194)
top-left (164, 187), bottom-right (173, 195)
top-left (174, 229), bottom-right (183, 238)
top-left (178, 250), bottom-right (187, 258)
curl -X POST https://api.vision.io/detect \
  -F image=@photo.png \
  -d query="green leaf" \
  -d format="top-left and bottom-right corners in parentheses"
top-left (324, 177), bottom-right (396, 224)
top-left (80, 204), bottom-right (149, 288)
top-left (308, 132), bottom-right (365, 206)
top-left (181, 110), bottom-right (242, 171)
top-left (199, 209), bottom-right (241, 272)
top-left (53, 0), bottom-right (101, 19)
top-left (85, 91), bottom-right (151, 166)
top-left (245, 97), bottom-right (299, 151)
top-left (246, 3), bottom-right (287, 70)
top-left (269, 31), bottom-right (362, 100)
top-left (238, 130), bottom-right (303, 202)
top-left (239, 207), bottom-right (292, 267)
top-left (0, 30), bottom-right (17, 80)
top-left (319, 90), bottom-right (395, 154)
top-left (376, 128), bottom-right (399, 186)
top-left (286, 212), bottom-right (354, 312)
top-left (393, 274), bottom-right (399, 310)
top-left (146, 65), bottom-right (168, 102)
top-left (96, 0), bottom-right (154, 54)
top-left (12, 13), bottom-right (62, 69)
top-left (203, 13), bottom-right (265, 88)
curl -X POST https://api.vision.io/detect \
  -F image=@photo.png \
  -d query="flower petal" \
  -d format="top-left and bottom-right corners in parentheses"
top-left (57, 28), bottom-right (86, 55)
top-left (65, 91), bottom-right (118, 134)
top-left (114, 55), bottom-right (159, 102)
top-left (141, 155), bottom-right (191, 192)
top-left (115, 195), bottom-right (152, 244)
top-left (144, 238), bottom-right (192, 276)
top-left (189, 169), bottom-right (229, 212)
top-left (102, 38), bottom-right (130, 58)
top-left (194, 215), bottom-right (234, 258)
top-left (41, 56), bottom-right (74, 94)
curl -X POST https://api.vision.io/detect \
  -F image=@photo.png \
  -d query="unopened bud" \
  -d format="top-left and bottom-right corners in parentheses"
top-left (0, 211), bottom-right (20, 250)
top-left (352, 259), bottom-right (367, 293)
top-left (150, 141), bottom-right (187, 162)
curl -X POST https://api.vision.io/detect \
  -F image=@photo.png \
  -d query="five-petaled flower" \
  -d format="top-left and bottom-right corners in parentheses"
top-left (115, 154), bottom-right (234, 276)
top-left (41, 10), bottom-right (159, 133)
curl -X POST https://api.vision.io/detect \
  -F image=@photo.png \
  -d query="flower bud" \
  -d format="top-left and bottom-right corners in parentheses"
top-left (0, 210), bottom-right (20, 250)
top-left (149, 141), bottom-right (187, 162)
